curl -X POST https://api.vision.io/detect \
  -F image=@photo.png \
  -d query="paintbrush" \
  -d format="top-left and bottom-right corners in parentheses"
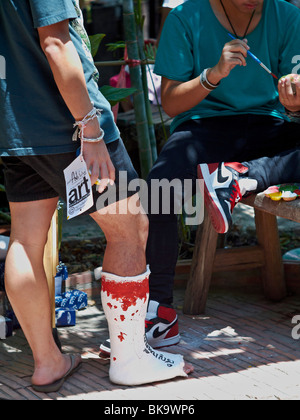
top-left (227, 33), bottom-right (278, 79)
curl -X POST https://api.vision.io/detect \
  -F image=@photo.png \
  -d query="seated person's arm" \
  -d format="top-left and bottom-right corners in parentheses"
top-left (161, 38), bottom-right (249, 118)
top-left (161, 76), bottom-right (212, 118)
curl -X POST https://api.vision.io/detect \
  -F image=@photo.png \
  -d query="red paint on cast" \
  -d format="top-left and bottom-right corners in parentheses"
top-left (118, 332), bottom-right (127, 342)
top-left (101, 276), bottom-right (149, 311)
top-left (107, 303), bottom-right (112, 309)
top-left (120, 315), bottom-right (125, 321)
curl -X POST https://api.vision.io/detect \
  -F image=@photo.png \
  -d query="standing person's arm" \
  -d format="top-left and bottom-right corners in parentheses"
top-left (38, 19), bottom-right (115, 191)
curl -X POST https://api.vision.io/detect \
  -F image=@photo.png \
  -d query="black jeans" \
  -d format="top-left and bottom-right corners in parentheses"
top-left (146, 115), bottom-right (300, 305)
top-left (245, 146), bottom-right (300, 190)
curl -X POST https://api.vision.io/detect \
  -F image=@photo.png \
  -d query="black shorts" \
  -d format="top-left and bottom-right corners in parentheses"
top-left (1, 138), bottom-right (139, 215)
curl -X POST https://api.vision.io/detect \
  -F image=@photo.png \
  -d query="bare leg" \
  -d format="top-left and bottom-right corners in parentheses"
top-left (5, 198), bottom-right (80, 386)
top-left (90, 195), bottom-right (148, 277)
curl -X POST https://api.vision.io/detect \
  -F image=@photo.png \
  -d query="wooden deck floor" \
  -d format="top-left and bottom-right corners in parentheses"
top-left (1, 286), bottom-right (300, 401)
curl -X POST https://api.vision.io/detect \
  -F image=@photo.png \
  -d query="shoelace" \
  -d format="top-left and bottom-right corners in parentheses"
top-left (229, 181), bottom-right (242, 212)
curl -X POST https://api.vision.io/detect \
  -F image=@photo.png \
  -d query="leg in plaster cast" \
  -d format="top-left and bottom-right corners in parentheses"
top-left (101, 267), bottom-right (192, 386)
top-left (91, 195), bottom-right (193, 385)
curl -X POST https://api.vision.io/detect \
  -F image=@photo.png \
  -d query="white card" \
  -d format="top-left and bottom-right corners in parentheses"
top-left (63, 155), bottom-right (93, 220)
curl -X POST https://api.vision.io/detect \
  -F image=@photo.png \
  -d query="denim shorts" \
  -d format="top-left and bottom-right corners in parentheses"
top-left (1, 138), bottom-right (139, 214)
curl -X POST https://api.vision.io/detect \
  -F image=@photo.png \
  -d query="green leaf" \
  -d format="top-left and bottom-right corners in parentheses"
top-left (0, 210), bottom-right (11, 223)
top-left (100, 85), bottom-right (137, 106)
top-left (279, 184), bottom-right (299, 192)
top-left (89, 34), bottom-right (106, 58)
top-left (106, 41), bottom-right (126, 53)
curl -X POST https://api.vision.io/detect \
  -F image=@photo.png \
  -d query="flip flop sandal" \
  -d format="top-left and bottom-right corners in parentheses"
top-left (32, 354), bottom-right (82, 393)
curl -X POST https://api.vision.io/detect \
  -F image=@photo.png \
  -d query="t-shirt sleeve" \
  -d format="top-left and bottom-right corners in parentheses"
top-left (28, 0), bottom-right (78, 28)
top-left (278, 4), bottom-right (300, 77)
top-left (154, 12), bottom-right (194, 81)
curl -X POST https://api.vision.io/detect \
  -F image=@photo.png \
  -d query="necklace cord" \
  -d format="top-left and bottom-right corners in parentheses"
top-left (219, 0), bottom-right (255, 38)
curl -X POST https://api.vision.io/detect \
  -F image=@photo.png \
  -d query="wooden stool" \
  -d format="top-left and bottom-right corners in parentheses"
top-left (43, 210), bottom-right (61, 349)
top-left (183, 193), bottom-right (300, 315)
top-left (0, 211), bottom-right (59, 344)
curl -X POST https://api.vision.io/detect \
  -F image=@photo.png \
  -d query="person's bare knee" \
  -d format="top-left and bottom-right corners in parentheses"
top-left (9, 198), bottom-right (58, 252)
top-left (90, 195), bottom-right (149, 247)
top-left (92, 210), bottom-right (148, 247)
top-left (90, 198), bottom-right (149, 276)
top-left (128, 212), bottom-right (149, 249)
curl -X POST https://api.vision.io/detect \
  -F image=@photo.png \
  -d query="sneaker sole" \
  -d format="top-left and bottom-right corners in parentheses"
top-left (99, 334), bottom-right (181, 358)
top-left (99, 350), bottom-right (110, 360)
top-left (148, 334), bottom-right (180, 349)
top-left (198, 164), bottom-right (229, 234)
top-left (99, 343), bottom-right (110, 354)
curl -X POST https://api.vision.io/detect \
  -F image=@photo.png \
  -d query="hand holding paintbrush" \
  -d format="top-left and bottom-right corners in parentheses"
top-left (219, 34), bottom-right (300, 113)
top-left (204, 36), bottom-right (252, 84)
top-left (227, 33), bottom-right (278, 79)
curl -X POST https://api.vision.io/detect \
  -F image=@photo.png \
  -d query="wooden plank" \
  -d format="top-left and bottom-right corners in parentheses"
top-left (0, 225), bottom-right (11, 236)
top-left (175, 260), bottom-right (300, 293)
top-left (254, 208), bottom-right (287, 301)
top-left (183, 208), bottom-right (218, 315)
top-left (184, 192), bottom-right (299, 315)
top-left (242, 193), bottom-right (300, 223)
top-left (43, 210), bottom-right (59, 329)
top-left (213, 245), bottom-right (265, 272)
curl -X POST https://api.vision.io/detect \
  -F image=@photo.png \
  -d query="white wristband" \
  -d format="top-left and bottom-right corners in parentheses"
top-left (199, 68), bottom-right (220, 91)
top-left (81, 128), bottom-right (105, 143)
top-left (72, 107), bottom-right (103, 142)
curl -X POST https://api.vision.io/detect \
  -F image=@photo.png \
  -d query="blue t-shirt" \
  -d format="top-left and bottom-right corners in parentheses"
top-left (155, 0), bottom-right (300, 133)
top-left (0, 0), bottom-right (119, 156)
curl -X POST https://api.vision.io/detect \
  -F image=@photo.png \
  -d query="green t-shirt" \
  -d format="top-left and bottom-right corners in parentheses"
top-left (155, 0), bottom-right (300, 133)
top-left (0, 0), bottom-right (119, 156)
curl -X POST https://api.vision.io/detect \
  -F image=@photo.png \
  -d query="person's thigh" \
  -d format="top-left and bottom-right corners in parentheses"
top-left (87, 138), bottom-right (140, 214)
top-left (148, 116), bottom-right (300, 184)
top-left (147, 116), bottom-right (252, 183)
top-left (2, 138), bottom-right (139, 213)
top-left (1, 155), bottom-right (62, 203)
top-left (242, 116), bottom-right (300, 160)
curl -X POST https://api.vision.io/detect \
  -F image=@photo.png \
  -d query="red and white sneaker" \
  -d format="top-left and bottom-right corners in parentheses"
top-left (99, 300), bottom-right (180, 358)
top-left (198, 162), bottom-right (249, 234)
top-left (145, 300), bottom-right (180, 349)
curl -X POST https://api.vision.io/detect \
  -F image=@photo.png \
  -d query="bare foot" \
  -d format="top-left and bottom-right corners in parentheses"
top-left (184, 362), bottom-right (194, 375)
top-left (31, 353), bottom-right (81, 387)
